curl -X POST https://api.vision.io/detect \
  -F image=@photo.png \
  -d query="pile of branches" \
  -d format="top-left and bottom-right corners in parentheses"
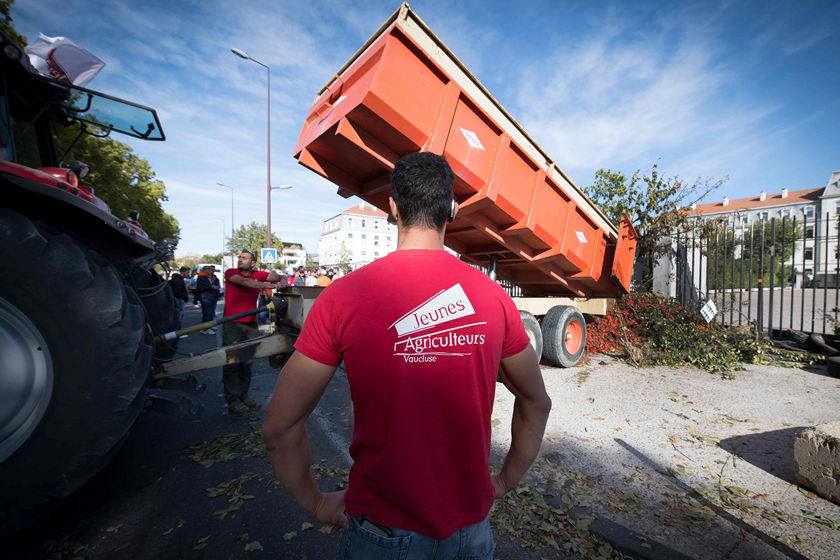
top-left (585, 293), bottom-right (762, 376)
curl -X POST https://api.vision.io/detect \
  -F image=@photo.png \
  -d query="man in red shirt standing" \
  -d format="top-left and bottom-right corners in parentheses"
top-left (223, 250), bottom-right (283, 414)
top-left (262, 152), bottom-right (552, 558)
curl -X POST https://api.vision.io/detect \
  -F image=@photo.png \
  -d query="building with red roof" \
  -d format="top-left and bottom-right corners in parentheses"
top-left (318, 203), bottom-right (397, 269)
top-left (684, 169), bottom-right (840, 281)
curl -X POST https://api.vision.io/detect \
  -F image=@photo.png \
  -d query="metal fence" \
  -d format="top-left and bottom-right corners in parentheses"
top-left (673, 213), bottom-right (839, 336)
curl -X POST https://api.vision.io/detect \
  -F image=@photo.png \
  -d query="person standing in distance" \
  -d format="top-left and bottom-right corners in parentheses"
top-left (196, 265), bottom-right (221, 333)
top-left (262, 152), bottom-right (551, 558)
top-left (168, 266), bottom-right (191, 322)
top-left (223, 250), bottom-right (283, 414)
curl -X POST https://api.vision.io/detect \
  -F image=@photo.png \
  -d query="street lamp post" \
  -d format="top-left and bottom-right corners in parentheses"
top-left (216, 182), bottom-right (235, 270)
top-left (231, 47), bottom-right (274, 248)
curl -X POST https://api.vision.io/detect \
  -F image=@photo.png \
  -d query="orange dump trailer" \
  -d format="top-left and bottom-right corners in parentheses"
top-left (293, 3), bottom-right (638, 366)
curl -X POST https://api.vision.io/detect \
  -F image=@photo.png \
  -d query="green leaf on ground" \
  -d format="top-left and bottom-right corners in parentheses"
top-left (244, 541), bottom-right (263, 552)
top-left (283, 531), bottom-right (298, 542)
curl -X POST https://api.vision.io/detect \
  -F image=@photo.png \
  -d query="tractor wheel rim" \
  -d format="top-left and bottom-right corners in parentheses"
top-left (0, 297), bottom-right (54, 463)
top-left (564, 320), bottom-right (583, 355)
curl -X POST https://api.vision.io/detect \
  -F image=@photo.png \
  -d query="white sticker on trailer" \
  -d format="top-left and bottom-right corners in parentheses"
top-left (459, 127), bottom-right (485, 151)
top-left (575, 231), bottom-right (587, 243)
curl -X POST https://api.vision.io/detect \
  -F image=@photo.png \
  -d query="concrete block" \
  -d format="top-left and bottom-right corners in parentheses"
top-left (794, 422), bottom-right (840, 504)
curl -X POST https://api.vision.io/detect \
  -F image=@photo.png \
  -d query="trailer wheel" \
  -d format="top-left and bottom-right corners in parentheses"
top-left (541, 305), bottom-right (586, 367)
top-left (0, 210), bottom-right (152, 535)
top-left (519, 310), bottom-right (543, 360)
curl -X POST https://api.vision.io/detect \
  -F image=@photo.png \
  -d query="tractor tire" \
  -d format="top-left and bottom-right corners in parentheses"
top-left (128, 266), bottom-right (180, 363)
top-left (0, 210), bottom-right (152, 535)
top-left (519, 310), bottom-right (543, 361)
top-left (541, 305), bottom-right (586, 368)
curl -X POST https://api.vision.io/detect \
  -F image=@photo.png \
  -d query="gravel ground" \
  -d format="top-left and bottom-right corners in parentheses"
top-left (489, 355), bottom-right (840, 560)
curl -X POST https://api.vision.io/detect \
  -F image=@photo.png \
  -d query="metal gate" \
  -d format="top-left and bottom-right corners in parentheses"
top-left (674, 214), bottom-right (839, 336)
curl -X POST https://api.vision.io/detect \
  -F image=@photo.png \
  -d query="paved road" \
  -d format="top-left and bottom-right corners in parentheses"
top-left (708, 287), bottom-right (839, 335)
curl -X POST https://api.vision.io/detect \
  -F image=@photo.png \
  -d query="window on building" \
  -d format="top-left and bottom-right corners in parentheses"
top-left (348, 233), bottom-right (353, 238)
top-left (374, 251), bottom-right (379, 257)
top-left (374, 241), bottom-right (379, 246)
top-left (362, 219), bottom-right (366, 228)
top-left (761, 211), bottom-right (769, 222)
top-left (387, 236), bottom-right (391, 241)
top-left (374, 221), bottom-right (379, 229)
top-left (805, 248), bottom-right (813, 261)
top-left (836, 201), bottom-right (840, 215)
top-left (348, 217), bottom-right (353, 225)
top-left (361, 234), bottom-right (366, 239)
top-left (782, 209), bottom-right (791, 218)
top-left (806, 207), bottom-right (814, 219)
top-left (806, 226), bottom-right (814, 239)
top-left (741, 215), bottom-right (749, 224)
top-left (362, 251), bottom-right (367, 257)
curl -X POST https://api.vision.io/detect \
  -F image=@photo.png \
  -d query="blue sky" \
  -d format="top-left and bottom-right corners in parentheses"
top-left (11, 0), bottom-right (840, 258)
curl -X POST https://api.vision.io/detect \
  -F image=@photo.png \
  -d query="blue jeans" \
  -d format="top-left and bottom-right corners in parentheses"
top-left (176, 299), bottom-right (185, 322)
top-left (339, 514), bottom-right (493, 560)
top-left (200, 298), bottom-right (217, 324)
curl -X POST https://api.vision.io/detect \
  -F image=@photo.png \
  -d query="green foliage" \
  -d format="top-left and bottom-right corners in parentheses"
top-left (705, 219), bottom-right (803, 289)
top-left (53, 122), bottom-right (179, 242)
top-left (0, 0), bottom-right (27, 47)
top-left (228, 221), bottom-right (282, 255)
top-left (199, 253), bottom-right (223, 264)
top-left (586, 293), bottom-right (761, 376)
top-left (585, 164), bottom-right (726, 291)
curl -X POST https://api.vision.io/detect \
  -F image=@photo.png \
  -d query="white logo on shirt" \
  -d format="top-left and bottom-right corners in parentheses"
top-left (389, 284), bottom-right (486, 363)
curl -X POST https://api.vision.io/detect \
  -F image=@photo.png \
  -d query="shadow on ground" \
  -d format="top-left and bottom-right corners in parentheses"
top-left (719, 427), bottom-right (805, 483)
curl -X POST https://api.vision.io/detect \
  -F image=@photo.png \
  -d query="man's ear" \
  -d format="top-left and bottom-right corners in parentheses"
top-left (449, 200), bottom-right (460, 223)
top-left (388, 196), bottom-right (399, 224)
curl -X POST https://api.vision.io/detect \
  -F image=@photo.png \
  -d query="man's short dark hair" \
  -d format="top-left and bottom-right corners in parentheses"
top-left (391, 152), bottom-right (454, 231)
top-left (241, 250), bottom-right (256, 260)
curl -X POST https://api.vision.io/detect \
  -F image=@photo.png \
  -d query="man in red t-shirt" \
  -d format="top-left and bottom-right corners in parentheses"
top-left (262, 153), bottom-right (551, 557)
top-left (222, 250), bottom-right (283, 414)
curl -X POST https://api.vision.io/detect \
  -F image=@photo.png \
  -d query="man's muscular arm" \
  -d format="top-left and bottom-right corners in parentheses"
top-left (228, 274), bottom-right (276, 290)
top-left (262, 351), bottom-right (349, 529)
top-left (493, 345), bottom-right (552, 497)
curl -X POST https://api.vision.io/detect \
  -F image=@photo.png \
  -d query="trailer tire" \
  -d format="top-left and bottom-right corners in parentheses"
top-left (0, 210), bottom-right (152, 535)
top-left (519, 310), bottom-right (543, 361)
top-left (541, 305), bottom-right (586, 368)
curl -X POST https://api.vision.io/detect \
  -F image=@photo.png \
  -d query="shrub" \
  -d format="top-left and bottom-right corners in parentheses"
top-left (585, 293), bottom-right (759, 376)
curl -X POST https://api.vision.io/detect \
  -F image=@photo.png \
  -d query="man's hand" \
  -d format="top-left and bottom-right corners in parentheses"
top-left (491, 473), bottom-right (508, 499)
top-left (314, 490), bottom-right (349, 530)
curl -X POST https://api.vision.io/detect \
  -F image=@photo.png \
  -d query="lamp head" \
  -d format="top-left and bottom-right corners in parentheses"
top-left (231, 48), bottom-right (249, 60)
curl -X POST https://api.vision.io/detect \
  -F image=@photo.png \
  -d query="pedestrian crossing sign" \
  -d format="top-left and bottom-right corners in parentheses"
top-left (260, 248), bottom-right (277, 263)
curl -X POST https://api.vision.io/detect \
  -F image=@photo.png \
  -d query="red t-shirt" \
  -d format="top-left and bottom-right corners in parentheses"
top-left (224, 268), bottom-right (269, 323)
top-left (294, 249), bottom-right (529, 539)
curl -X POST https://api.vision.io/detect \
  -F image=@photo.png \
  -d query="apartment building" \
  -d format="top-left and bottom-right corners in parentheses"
top-left (685, 169), bottom-right (840, 283)
top-left (318, 203), bottom-right (398, 269)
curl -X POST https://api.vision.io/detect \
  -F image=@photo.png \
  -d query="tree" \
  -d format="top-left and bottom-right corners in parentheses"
top-left (338, 241), bottom-right (350, 269)
top-left (706, 218), bottom-right (803, 290)
top-left (53, 123), bottom-right (180, 242)
top-left (228, 221), bottom-right (282, 257)
top-left (0, 0), bottom-right (27, 47)
top-left (585, 163), bottom-right (726, 291)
